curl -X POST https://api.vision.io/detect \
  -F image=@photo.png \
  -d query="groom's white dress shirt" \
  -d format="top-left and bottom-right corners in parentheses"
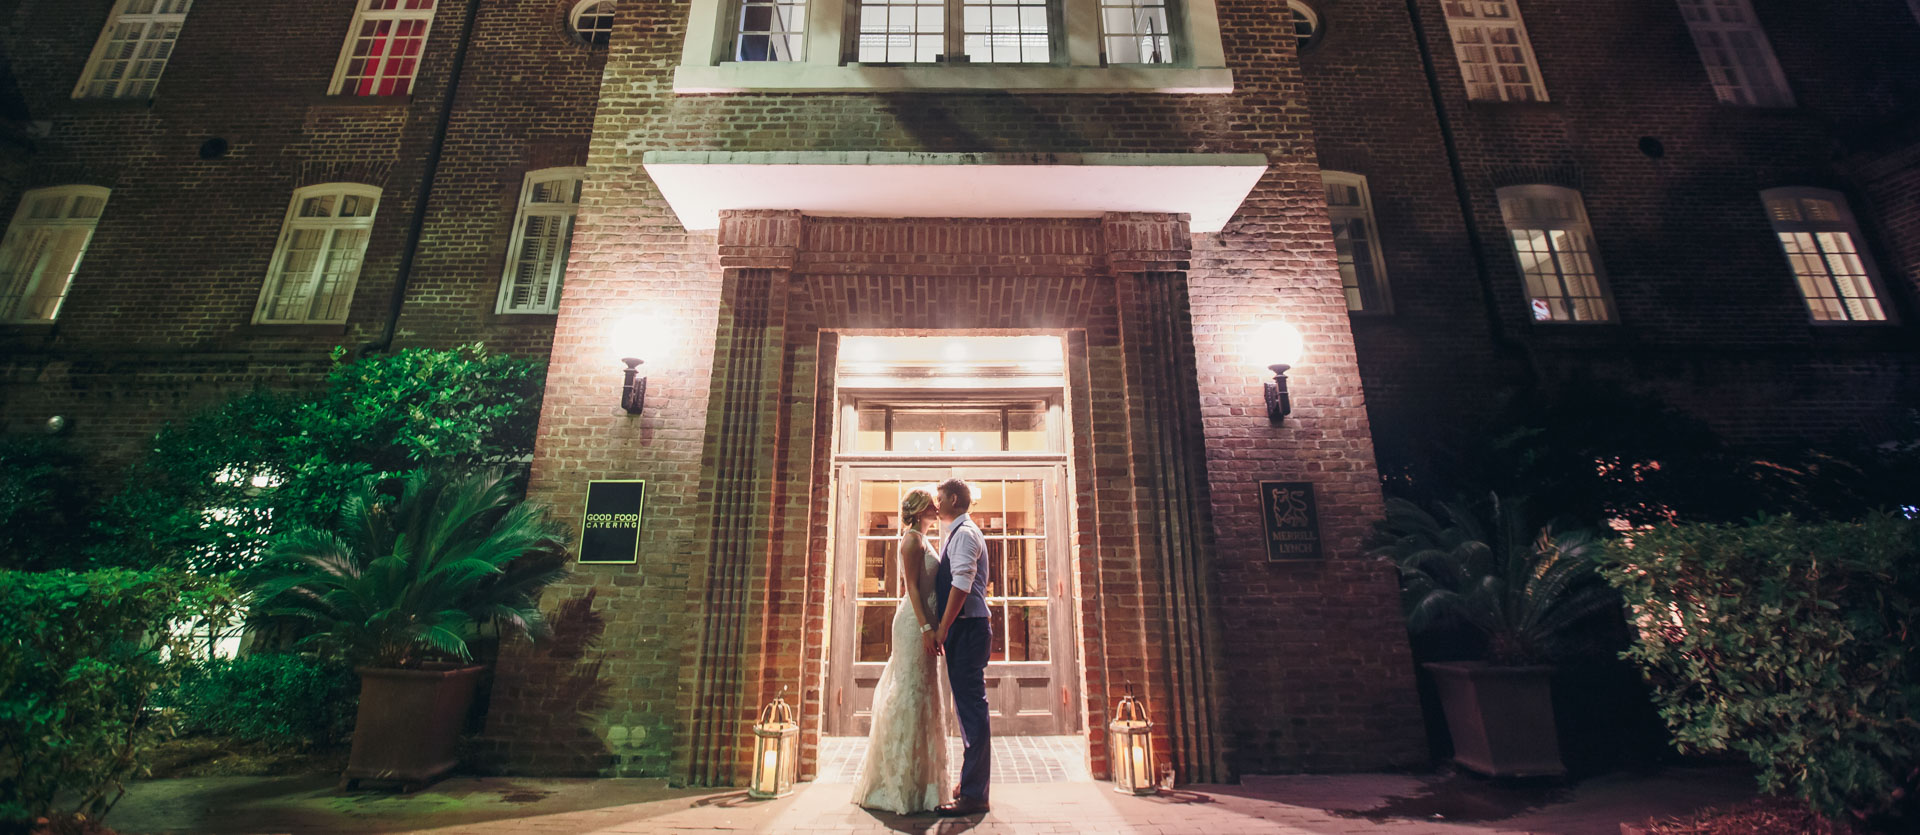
top-left (946, 513), bottom-right (985, 601)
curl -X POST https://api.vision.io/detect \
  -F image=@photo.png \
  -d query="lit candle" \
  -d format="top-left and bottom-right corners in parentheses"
top-left (760, 747), bottom-right (779, 794)
top-left (1130, 742), bottom-right (1146, 787)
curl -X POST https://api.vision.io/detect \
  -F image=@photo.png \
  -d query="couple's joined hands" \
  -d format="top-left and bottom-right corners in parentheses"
top-left (921, 629), bottom-right (943, 656)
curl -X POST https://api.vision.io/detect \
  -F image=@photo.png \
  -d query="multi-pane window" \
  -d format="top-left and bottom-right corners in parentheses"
top-left (735, 0), bottom-right (806, 60)
top-left (1321, 172), bottom-right (1390, 313)
top-left (1287, 1), bottom-right (1320, 51)
top-left (255, 185), bottom-right (380, 324)
top-left (1675, 0), bottom-right (1791, 107)
top-left (0, 186), bottom-right (109, 323)
top-left (856, 0), bottom-right (1053, 63)
top-left (497, 168), bottom-right (585, 315)
top-left (1442, 1), bottom-right (1547, 102)
top-left (74, 0), bottom-right (191, 100)
top-left (329, 0), bottom-right (436, 96)
top-left (1762, 188), bottom-right (1887, 323)
top-left (570, 0), bottom-right (614, 47)
top-left (1496, 186), bottom-right (1612, 323)
top-left (1100, 0), bottom-right (1173, 64)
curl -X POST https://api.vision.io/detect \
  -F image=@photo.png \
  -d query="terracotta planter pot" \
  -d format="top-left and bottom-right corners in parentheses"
top-left (1424, 661), bottom-right (1565, 778)
top-left (340, 665), bottom-right (485, 791)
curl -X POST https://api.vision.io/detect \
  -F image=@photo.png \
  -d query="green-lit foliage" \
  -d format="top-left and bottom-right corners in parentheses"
top-left (158, 654), bottom-right (358, 750)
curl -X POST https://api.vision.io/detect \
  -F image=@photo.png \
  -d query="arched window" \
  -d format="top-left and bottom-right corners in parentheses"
top-left (0, 186), bottom-right (110, 322)
top-left (1761, 188), bottom-right (1887, 322)
top-left (570, 0), bottom-right (614, 47)
top-left (498, 168), bottom-right (586, 314)
top-left (1496, 185), bottom-right (1613, 322)
top-left (1320, 171), bottom-right (1389, 312)
top-left (1287, 1), bottom-right (1320, 51)
top-left (255, 184), bottom-right (380, 324)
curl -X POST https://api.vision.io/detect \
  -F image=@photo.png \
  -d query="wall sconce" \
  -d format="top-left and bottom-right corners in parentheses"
top-left (620, 358), bottom-right (646, 415)
top-left (1265, 364), bottom-right (1292, 423)
top-left (1109, 686), bottom-right (1157, 795)
top-left (1255, 322), bottom-right (1304, 425)
top-left (748, 688), bottom-right (799, 799)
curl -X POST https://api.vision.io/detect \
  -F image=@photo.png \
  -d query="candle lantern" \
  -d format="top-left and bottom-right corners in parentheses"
top-left (1108, 687), bottom-right (1157, 795)
top-left (748, 688), bottom-right (799, 799)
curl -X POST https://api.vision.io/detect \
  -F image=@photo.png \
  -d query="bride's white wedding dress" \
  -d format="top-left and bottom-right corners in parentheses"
top-left (851, 529), bottom-right (949, 814)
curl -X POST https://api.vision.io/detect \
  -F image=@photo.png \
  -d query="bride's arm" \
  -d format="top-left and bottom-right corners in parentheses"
top-left (899, 530), bottom-right (935, 630)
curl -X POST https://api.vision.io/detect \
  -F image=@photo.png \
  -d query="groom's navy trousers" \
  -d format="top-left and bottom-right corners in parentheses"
top-left (944, 615), bottom-right (992, 801)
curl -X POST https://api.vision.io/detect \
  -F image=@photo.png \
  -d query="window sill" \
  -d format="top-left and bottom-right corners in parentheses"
top-left (484, 310), bottom-right (561, 324)
top-left (672, 63), bottom-right (1234, 94)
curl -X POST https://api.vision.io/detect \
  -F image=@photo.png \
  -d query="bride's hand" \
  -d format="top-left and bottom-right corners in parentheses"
top-left (921, 631), bottom-right (941, 656)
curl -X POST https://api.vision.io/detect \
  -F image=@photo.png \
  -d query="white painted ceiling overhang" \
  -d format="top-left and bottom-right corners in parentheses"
top-left (640, 151), bottom-right (1270, 234)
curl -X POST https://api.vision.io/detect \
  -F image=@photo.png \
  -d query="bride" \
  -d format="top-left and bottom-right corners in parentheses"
top-left (851, 486), bottom-right (949, 814)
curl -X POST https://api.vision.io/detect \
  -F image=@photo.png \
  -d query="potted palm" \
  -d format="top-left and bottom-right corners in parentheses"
top-left (245, 466), bottom-right (568, 791)
top-left (1369, 494), bottom-right (1618, 778)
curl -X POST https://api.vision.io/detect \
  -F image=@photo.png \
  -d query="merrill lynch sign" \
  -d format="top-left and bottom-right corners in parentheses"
top-left (1259, 480), bottom-right (1322, 561)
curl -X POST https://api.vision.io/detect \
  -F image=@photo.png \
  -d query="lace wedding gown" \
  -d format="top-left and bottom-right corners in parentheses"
top-left (851, 530), bottom-right (950, 814)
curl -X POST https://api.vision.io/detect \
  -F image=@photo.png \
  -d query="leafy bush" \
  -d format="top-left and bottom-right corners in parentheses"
top-left (159, 655), bottom-right (357, 750)
top-left (246, 467), bottom-right (569, 669)
top-left (88, 344), bottom-right (544, 575)
top-left (0, 435), bottom-right (96, 572)
top-left (1598, 514), bottom-right (1920, 829)
top-left (0, 569), bottom-right (220, 828)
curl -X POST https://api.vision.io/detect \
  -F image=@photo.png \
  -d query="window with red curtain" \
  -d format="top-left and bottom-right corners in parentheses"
top-left (332, 0), bottom-right (436, 96)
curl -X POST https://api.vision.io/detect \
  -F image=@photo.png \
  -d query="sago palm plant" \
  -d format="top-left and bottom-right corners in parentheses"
top-left (245, 467), bottom-right (569, 669)
top-left (1369, 493), bottom-right (1619, 666)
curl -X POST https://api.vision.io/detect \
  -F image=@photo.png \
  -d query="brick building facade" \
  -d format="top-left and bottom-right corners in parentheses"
top-left (2, 0), bottom-right (1916, 787)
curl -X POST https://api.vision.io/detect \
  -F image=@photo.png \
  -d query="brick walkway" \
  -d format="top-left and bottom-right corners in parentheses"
top-left (108, 761), bottom-right (1759, 835)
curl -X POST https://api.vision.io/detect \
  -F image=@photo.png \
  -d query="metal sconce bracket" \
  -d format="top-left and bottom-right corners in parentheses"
top-left (1264, 363), bottom-right (1291, 423)
top-left (621, 358), bottom-right (647, 415)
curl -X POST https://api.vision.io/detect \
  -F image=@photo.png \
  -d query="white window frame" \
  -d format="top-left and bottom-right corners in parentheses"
top-left (1286, 0), bottom-right (1320, 51)
top-left (1675, 0), bottom-right (1792, 108)
top-left (1496, 185), bottom-right (1615, 323)
top-left (1761, 187), bottom-right (1890, 324)
top-left (496, 168), bottom-right (586, 315)
top-left (72, 0), bottom-right (193, 101)
top-left (327, 0), bottom-right (438, 97)
top-left (569, 0), bottom-right (614, 47)
top-left (674, 0), bottom-right (1229, 91)
top-left (0, 186), bottom-right (110, 323)
top-left (1441, 0), bottom-right (1548, 103)
top-left (1320, 171), bottom-right (1390, 314)
top-left (253, 184), bottom-right (381, 325)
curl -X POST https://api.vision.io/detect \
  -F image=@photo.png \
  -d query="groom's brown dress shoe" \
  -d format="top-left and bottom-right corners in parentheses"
top-left (935, 796), bottom-right (990, 816)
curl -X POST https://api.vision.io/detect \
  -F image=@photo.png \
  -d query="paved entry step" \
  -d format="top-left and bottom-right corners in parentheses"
top-left (815, 735), bottom-right (1090, 785)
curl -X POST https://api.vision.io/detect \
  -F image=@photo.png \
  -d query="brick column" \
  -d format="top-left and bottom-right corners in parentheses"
top-left (1103, 212), bottom-right (1230, 784)
top-left (677, 210), bottom-right (802, 786)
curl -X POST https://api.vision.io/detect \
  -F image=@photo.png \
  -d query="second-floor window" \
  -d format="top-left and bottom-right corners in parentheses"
top-left (1441, 1), bottom-right (1547, 102)
top-left (1321, 171), bottom-right (1390, 313)
top-left (0, 186), bottom-right (110, 323)
top-left (853, 0), bottom-right (1055, 63)
top-left (1101, 0), bottom-right (1174, 64)
top-left (735, 0), bottom-right (807, 59)
top-left (255, 185), bottom-right (380, 324)
top-left (1675, 0), bottom-right (1791, 107)
top-left (74, 0), bottom-right (192, 100)
top-left (330, 0), bottom-right (437, 96)
top-left (1762, 188), bottom-right (1887, 323)
top-left (1497, 185), bottom-right (1612, 323)
top-left (497, 168), bottom-right (585, 315)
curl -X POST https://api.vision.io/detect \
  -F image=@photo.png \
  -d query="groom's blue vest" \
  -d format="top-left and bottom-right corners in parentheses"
top-left (935, 516), bottom-right (991, 619)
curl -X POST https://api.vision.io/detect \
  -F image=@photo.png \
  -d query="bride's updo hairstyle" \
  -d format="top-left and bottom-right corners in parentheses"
top-left (900, 487), bottom-right (936, 530)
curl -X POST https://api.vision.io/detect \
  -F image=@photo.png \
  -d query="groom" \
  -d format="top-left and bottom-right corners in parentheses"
top-left (927, 477), bottom-right (991, 816)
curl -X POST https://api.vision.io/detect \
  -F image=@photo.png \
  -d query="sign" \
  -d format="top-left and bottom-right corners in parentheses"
top-left (1259, 480), bottom-right (1322, 561)
top-left (578, 480), bottom-right (646, 564)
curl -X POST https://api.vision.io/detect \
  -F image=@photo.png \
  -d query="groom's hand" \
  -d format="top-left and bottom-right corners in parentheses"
top-left (921, 631), bottom-right (941, 656)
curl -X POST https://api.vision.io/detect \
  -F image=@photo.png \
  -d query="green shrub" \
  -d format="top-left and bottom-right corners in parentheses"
top-left (1598, 514), bottom-right (1920, 828)
top-left (0, 569), bottom-right (220, 828)
top-left (0, 435), bottom-right (97, 572)
top-left (159, 655), bottom-right (357, 750)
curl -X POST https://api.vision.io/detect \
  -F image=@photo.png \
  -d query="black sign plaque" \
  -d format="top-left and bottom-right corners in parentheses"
top-left (577, 479), bottom-right (646, 565)
top-left (1259, 480), bottom-right (1323, 561)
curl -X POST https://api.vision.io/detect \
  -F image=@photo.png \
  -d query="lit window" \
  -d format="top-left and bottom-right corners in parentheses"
top-left (1442, 1), bottom-right (1547, 102)
top-left (735, 0), bottom-right (806, 60)
top-left (0, 186), bottom-right (109, 323)
top-left (856, 0), bottom-right (1054, 63)
top-left (74, 0), bottom-right (192, 100)
top-left (1761, 188), bottom-right (1887, 323)
top-left (1287, 1), bottom-right (1319, 50)
top-left (1496, 185), bottom-right (1613, 323)
top-left (570, 0), bottom-right (615, 47)
top-left (1101, 0), bottom-right (1174, 64)
top-left (329, 0), bottom-right (436, 96)
top-left (1321, 171), bottom-right (1389, 313)
top-left (498, 168), bottom-right (585, 315)
top-left (1675, 0), bottom-right (1791, 107)
top-left (255, 185), bottom-right (380, 324)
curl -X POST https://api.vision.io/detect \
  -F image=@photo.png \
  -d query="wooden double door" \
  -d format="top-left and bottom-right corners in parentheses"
top-left (825, 465), bottom-right (1079, 736)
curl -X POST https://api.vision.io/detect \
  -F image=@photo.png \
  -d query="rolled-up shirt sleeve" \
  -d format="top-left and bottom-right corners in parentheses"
top-left (948, 522), bottom-right (982, 592)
